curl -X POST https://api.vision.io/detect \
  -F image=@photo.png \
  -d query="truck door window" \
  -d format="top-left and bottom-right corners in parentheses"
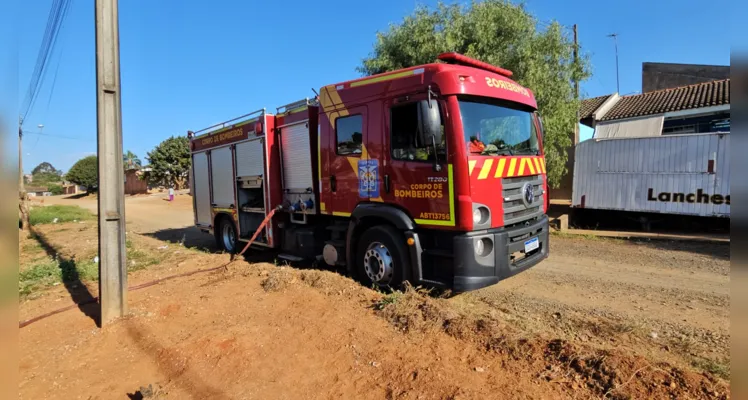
top-left (335, 114), bottom-right (363, 155)
top-left (391, 103), bottom-right (445, 162)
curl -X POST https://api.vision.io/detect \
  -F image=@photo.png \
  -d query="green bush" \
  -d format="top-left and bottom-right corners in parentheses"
top-left (48, 184), bottom-right (64, 195)
top-left (29, 205), bottom-right (93, 226)
top-left (66, 155), bottom-right (98, 190)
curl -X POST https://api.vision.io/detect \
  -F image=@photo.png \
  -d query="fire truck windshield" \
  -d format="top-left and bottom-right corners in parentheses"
top-left (458, 97), bottom-right (539, 157)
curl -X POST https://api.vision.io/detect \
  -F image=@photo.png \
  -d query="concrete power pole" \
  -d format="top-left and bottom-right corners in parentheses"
top-left (18, 118), bottom-right (29, 230)
top-left (95, 0), bottom-right (127, 325)
top-left (573, 24), bottom-right (579, 146)
top-left (18, 118), bottom-right (23, 191)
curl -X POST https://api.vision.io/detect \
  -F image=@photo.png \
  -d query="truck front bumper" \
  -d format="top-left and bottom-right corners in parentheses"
top-left (451, 216), bottom-right (549, 292)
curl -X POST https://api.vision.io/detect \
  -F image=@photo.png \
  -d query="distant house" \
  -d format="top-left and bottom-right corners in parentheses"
top-left (580, 79), bottom-right (730, 138)
top-left (62, 182), bottom-right (86, 195)
top-left (26, 186), bottom-right (51, 197)
top-left (552, 67), bottom-right (731, 202)
top-left (124, 168), bottom-right (149, 195)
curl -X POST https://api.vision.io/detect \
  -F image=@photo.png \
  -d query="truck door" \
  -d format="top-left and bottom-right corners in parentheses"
top-left (209, 146), bottom-right (236, 210)
top-left (192, 151), bottom-right (212, 227)
top-left (327, 106), bottom-right (369, 215)
top-left (381, 97), bottom-right (453, 227)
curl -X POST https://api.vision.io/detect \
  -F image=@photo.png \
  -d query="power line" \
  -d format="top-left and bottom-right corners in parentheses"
top-left (44, 22), bottom-right (68, 121)
top-left (20, 0), bottom-right (73, 121)
top-left (24, 131), bottom-right (89, 141)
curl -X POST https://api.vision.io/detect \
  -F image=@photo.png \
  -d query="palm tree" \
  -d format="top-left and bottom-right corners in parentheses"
top-left (123, 150), bottom-right (142, 171)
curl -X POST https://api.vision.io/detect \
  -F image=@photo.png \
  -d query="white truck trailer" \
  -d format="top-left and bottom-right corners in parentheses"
top-left (572, 132), bottom-right (730, 218)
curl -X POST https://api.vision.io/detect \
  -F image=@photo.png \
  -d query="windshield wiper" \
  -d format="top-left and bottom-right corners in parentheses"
top-left (482, 148), bottom-right (513, 156)
top-left (512, 147), bottom-right (539, 156)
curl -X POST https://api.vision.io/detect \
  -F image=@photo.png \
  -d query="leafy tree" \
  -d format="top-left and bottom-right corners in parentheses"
top-left (359, 1), bottom-right (590, 187)
top-left (31, 161), bottom-right (59, 175)
top-left (123, 150), bottom-right (142, 171)
top-left (146, 136), bottom-right (190, 189)
top-left (66, 155), bottom-right (98, 191)
top-left (48, 184), bottom-right (64, 195)
top-left (30, 161), bottom-right (63, 185)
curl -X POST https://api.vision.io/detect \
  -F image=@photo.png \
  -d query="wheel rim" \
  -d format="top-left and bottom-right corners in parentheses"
top-left (364, 241), bottom-right (394, 285)
top-left (222, 221), bottom-right (236, 252)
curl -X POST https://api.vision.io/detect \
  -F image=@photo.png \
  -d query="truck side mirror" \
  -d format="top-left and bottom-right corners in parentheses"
top-left (417, 99), bottom-right (442, 147)
top-left (535, 111), bottom-right (545, 144)
top-left (417, 99), bottom-right (443, 171)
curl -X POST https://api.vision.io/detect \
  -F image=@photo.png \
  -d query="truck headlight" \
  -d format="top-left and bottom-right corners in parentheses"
top-left (472, 205), bottom-right (490, 226)
top-left (474, 237), bottom-right (493, 257)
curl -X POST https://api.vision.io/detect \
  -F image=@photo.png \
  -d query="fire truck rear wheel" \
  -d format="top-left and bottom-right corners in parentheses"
top-left (217, 216), bottom-right (238, 253)
top-left (356, 225), bottom-right (410, 289)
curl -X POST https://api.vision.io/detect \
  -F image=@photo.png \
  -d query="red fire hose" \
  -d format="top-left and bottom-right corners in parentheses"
top-left (19, 207), bottom-right (280, 329)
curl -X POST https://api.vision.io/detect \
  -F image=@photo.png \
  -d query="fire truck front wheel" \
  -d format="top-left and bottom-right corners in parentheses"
top-left (356, 225), bottom-right (411, 289)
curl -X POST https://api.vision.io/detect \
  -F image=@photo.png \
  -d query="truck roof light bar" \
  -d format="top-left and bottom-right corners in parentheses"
top-left (437, 52), bottom-right (513, 78)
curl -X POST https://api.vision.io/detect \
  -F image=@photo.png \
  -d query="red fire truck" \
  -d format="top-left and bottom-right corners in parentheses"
top-left (188, 53), bottom-right (549, 292)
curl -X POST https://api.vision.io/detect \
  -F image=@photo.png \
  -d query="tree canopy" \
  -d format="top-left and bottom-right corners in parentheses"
top-left (359, 1), bottom-right (590, 187)
top-left (31, 162), bottom-right (59, 176)
top-left (65, 155), bottom-right (98, 191)
top-left (123, 150), bottom-right (142, 171)
top-left (146, 136), bottom-right (190, 189)
top-left (30, 162), bottom-right (63, 185)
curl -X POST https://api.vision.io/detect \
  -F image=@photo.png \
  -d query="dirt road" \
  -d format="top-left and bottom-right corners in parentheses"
top-left (19, 196), bottom-right (730, 398)
top-left (41, 192), bottom-right (213, 249)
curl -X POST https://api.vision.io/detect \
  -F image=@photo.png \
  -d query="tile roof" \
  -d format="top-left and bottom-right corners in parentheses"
top-left (601, 79), bottom-right (730, 121)
top-left (579, 95), bottom-right (612, 120)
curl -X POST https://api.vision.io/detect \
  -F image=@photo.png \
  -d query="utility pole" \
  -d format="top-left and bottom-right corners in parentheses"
top-left (607, 33), bottom-right (620, 94)
top-left (572, 24), bottom-right (579, 145)
top-left (18, 117), bottom-right (24, 191)
top-left (95, 0), bottom-right (127, 325)
top-left (18, 117), bottom-right (29, 230)
top-left (573, 24), bottom-right (579, 100)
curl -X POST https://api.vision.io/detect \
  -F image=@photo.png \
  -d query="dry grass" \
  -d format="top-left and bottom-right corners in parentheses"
top-left (367, 285), bottom-right (729, 399)
top-left (261, 268), bottom-right (296, 292)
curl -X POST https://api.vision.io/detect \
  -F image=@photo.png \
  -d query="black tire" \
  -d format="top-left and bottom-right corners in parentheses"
top-left (355, 225), bottom-right (411, 290)
top-left (215, 215), bottom-right (239, 253)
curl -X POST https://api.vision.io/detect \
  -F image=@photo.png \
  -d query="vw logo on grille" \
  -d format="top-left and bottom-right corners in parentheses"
top-left (522, 182), bottom-right (534, 207)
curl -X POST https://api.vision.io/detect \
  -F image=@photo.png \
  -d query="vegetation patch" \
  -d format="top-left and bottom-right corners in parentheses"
top-left (29, 205), bottom-right (93, 226)
top-left (126, 238), bottom-right (164, 271)
top-left (19, 257), bottom-right (98, 298)
top-left (692, 357), bottom-right (730, 380)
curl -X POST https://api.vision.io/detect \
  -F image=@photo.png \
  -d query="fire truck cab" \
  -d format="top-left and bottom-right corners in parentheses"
top-left (189, 53), bottom-right (549, 292)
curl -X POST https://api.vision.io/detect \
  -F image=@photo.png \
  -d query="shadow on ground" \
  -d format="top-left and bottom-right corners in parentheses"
top-left (631, 239), bottom-right (730, 261)
top-left (28, 228), bottom-right (100, 326)
top-left (144, 227), bottom-right (218, 252)
top-left (143, 226), bottom-right (282, 265)
top-left (63, 193), bottom-right (93, 200)
top-left (549, 204), bottom-right (730, 261)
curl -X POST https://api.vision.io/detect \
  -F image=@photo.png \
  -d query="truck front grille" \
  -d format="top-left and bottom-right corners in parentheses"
top-left (502, 175), bottom-right (544, 227)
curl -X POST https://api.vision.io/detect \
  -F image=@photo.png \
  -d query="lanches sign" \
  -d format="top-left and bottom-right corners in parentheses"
top-left (647, 188), bottom-right (730, 205)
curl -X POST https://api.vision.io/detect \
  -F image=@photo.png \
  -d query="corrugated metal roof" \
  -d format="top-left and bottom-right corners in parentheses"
top-left (601, 79), bottom-right (730, 121)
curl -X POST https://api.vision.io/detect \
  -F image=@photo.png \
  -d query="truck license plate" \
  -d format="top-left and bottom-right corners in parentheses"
top-left (524, 237), bottom-right (539, 253)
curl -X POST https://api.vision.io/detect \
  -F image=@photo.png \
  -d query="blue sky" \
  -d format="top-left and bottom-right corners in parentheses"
top-left (13, 0), bottom-right (734, 173)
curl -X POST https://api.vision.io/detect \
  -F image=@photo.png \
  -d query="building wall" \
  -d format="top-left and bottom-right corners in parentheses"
top-left (124, 170), bottom-right (148, 195)
top-left (642, 63), bottom-right (729, 93)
